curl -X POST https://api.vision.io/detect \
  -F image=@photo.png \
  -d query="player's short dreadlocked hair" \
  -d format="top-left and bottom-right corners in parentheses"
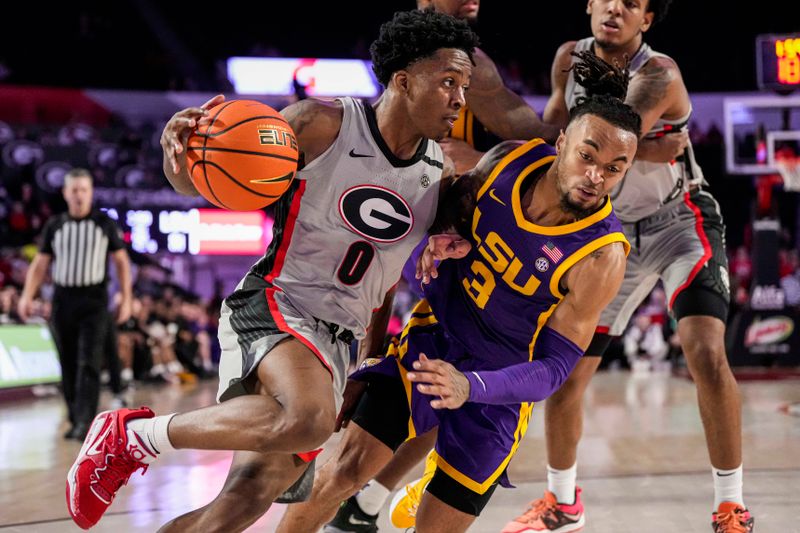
top-left (370, 9), bottom-right (479, 88)
top-left (571, 50), bottom-right (630, 100)
top-left (647, 0), bottom-right (673, 25)
top-left (568, 51), bottom-right (642, 138)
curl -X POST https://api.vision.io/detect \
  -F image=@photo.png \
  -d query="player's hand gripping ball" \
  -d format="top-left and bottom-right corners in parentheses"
top-left (187, 100), bottom-right (299, 210)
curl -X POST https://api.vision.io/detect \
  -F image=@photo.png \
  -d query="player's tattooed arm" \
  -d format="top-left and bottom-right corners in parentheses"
top-left (626, 56), bottom-right (686, 136)
top-left (626, 57), bottom-right (692, 163)
top-left (280, 98), bottom-right (343, 169)
top-left (549, 241), bottom-right (627, 350)
top-left (466, 48), bottom-right (561, 143)
top-left (407, 353), bottom-right (472, 409)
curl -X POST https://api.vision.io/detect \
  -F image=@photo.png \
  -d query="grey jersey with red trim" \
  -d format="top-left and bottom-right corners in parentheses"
top-left (566, 38), bottom-right (706, 222)
top-left (253, 97), bottom-right (443, 339)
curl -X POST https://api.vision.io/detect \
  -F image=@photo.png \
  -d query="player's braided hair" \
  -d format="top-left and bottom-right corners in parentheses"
top-left (568, 51), bottom-right (641, 138)
top-left (570, 50), bottom-right (630, 100)
top-left (370, 9), bottom-right (479, 87)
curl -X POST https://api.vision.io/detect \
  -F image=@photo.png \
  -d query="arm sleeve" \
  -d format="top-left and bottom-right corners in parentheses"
top-left (464, 326), bottom-right (584, 405)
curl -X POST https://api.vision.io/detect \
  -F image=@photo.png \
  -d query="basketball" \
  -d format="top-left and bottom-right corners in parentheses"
top-left (186, 100), bottom-right (298, 211)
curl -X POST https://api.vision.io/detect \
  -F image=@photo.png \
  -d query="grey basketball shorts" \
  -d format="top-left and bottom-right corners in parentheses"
top-left (216, 274), bottom-right (351, 412)
top-left (597, 189), bottom-right (730, 339)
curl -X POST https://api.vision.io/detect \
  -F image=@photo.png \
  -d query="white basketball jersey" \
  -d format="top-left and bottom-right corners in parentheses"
top-left (249, 97), bottom-right (443, 338)
top-left (566, 38), bottom-right (706, 222)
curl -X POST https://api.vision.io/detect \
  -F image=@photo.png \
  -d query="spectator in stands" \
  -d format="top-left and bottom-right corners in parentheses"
top-left (0, 286), bottom-right (21, 324)
top-left (623, 287), bottom-right (671, 372)
top-left (730, 246), bottom-right (752, 291)
top-left (780, 249), bottom-right (800, 308)
top-left (624, 313), bottom-right (671, 373)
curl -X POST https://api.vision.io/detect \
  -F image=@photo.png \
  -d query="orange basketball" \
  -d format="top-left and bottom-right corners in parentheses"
top-left (186, 100), bottom-right (298, 211)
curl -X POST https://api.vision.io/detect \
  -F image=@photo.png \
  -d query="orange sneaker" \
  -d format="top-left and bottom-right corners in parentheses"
top-left (501, 488), bottom-right (584, 533)
top-left (712, 502), bottom-right (754, 532)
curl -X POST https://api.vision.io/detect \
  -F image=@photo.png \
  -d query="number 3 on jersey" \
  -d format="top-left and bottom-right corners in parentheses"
top-left (463, 230), bottom-right (541, 309)
top-left (337, 241), bottom-right (375, 285)
top-left (463, 261), bottom-right (496, 308)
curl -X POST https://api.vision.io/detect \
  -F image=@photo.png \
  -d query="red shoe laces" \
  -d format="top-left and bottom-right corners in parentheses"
top-left (94, 452), bottom-right (147, 499)
top-left (516, 497), bottom-right (558, 524)
top-left (715, 508), bottom-right (749, 533)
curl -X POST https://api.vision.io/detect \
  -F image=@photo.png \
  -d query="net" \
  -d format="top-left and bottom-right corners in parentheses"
top-left (776, 156), bottom-right (800, 192)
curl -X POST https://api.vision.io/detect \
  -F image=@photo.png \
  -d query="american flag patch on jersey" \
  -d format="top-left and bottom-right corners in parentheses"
top-left (541, 241), bottom-right (563, 263)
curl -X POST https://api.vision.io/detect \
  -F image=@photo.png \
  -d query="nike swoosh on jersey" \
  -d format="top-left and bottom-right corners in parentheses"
top-left (488, 188), bottom-right (506, 206)
top-left (349, 149), bottom-right (374, 158)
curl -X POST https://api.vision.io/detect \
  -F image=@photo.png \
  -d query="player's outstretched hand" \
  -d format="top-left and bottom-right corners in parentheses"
top-left (407, 353), bottom-right (470, 410)
top-left (161, 94), bottom-right (225, 175)
top-left (415, 234), bottom-right (472, 285)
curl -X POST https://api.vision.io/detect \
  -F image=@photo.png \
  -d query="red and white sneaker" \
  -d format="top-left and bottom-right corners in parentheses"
top-left (501, 487), bottom-right (585, 533)
top-left (66, 408), bottom-right (157, 529)
top-left (712, 502), bottom-right (754, 532)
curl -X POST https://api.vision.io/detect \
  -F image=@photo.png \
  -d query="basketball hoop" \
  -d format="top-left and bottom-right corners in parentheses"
top-left (776, 156), bottom-right (800, 192)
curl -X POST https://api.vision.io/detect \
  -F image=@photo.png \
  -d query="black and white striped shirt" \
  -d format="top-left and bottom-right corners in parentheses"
top-left (40, 211), bottom-right (125, 288)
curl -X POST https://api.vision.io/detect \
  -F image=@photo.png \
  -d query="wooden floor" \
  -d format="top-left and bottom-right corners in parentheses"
top-left (1, 370), bottom-right (798, 532)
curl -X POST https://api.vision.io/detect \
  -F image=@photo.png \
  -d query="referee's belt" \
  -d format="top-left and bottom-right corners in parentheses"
top-left (315, 318), bottom-right (356, 345)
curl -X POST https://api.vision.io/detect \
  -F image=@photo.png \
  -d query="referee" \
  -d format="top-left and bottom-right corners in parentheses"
top-left (18, 168), bottom-right (132, 440)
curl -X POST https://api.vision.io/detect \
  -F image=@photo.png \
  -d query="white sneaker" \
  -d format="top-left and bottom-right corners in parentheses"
top-left (109, 395), bottom-right (128, 409)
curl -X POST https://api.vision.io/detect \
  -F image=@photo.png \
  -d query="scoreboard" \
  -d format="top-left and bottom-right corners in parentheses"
top-left (757, 33), bottom-right (800, 92)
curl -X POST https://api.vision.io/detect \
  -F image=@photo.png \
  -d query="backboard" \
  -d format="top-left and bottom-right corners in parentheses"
top-left (723, 95), bottom-right (800, 175)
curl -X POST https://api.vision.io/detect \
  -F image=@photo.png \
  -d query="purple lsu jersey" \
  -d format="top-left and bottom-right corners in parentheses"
top-left (423, 139), bottom-right (630, 371)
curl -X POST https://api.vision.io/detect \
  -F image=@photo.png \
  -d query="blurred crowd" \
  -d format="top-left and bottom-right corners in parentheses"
top-left (729, 244), bottom-right (800, 308)
top-left (1, 246), bottom-right (222, 388)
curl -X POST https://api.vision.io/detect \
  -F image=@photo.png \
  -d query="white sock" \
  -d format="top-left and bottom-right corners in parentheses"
top-left (150, 363), bottom-right (166, 376)
top-left (547, 463), bottom-right (577, 505)
top-left (713, 464), bottom-right (744, 509)
top-left (355, 480), bottom-right (391, 515)
top-left (126, 413), bottom-right (177, 463)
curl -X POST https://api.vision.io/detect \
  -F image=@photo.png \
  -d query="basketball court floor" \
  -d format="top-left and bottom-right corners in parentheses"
top-left (1, 370), bottom-right (797, 532)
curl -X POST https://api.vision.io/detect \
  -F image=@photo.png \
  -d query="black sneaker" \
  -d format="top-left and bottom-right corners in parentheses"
top-left (324, 496), bottom-right (379, 532)
top-left (68, 423), bottom-right (90, 441)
